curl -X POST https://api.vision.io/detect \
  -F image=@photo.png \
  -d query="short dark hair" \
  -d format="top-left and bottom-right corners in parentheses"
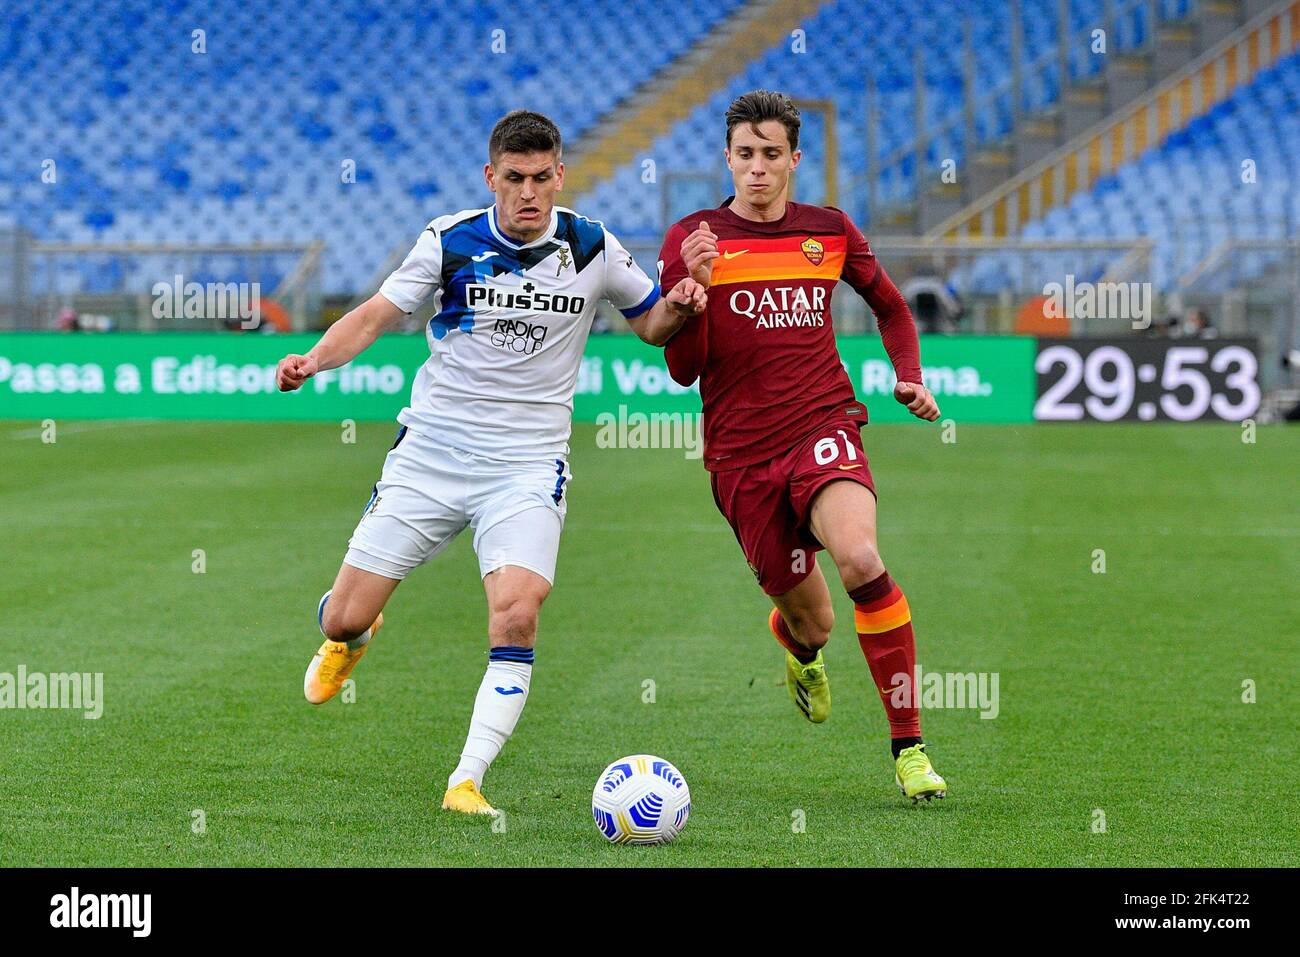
top-left (725, 90), bottom-right (801, 150)
top-left (489, 110), bottom-right (562, 163)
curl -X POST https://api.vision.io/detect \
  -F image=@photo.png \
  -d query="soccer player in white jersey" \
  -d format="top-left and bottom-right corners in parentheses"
top-left (274, 111), bottom-right (706, 816)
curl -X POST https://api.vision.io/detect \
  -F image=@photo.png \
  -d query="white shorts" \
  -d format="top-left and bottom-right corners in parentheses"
top-left (344, 426), bottom-right (571, 584)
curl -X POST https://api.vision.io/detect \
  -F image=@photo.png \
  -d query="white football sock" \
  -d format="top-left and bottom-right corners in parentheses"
top-left (449, 647), bottom-right (534, 790)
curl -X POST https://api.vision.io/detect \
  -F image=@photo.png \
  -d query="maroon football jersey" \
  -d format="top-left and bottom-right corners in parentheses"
top-left (659, 198), bottom-right (922, 471)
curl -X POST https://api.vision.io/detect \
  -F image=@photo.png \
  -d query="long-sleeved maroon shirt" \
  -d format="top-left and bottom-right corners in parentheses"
top-left (660, 198), bottom-right (922, 471)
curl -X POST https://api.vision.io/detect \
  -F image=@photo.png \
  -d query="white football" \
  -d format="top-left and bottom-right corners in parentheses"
top-left (592, 754), bottom-right (691, 845)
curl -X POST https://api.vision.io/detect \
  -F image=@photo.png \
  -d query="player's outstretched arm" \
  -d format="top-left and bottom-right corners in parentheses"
top-left (837, 207), bottom-right (939, 422)
top-left (276, 292), bottom-right (405, 392)
top-left (864, 271), bottom-right (940, 421)
top-left (651, 221), bottom-right (712, 384)
top-left (624, 278), bottom-right (707, 346)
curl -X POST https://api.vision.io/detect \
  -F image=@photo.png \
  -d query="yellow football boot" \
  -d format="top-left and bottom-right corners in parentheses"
top-left (895, 743), bottom-right (947, 803)
top-left (303, 597), bottom-right (382, 704)
top-left (770, 608), bottom-right (831, 723)
top-left (441, 779), bottom-right (499, 816)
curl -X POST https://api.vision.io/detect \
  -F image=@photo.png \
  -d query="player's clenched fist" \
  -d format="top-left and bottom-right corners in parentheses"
top-left (681, 220), bottom-right (719, 286)
top-left (276, 353), bottom-right (319, 392)
top-left (894, 380), bottom-right (940, 422)
top-left (665, 277), bottom-right (708, 317)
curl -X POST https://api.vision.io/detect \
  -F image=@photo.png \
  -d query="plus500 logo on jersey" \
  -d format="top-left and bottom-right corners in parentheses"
top-left (466, 282), bottom-right (586, 316)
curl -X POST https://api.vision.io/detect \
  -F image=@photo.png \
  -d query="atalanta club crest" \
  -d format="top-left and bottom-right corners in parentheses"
top-left (800, 237), bottom-right (824, 265)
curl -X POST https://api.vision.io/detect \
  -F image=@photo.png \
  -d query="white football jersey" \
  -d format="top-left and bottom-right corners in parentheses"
top-left (379, 204), bottom-right (658, 460)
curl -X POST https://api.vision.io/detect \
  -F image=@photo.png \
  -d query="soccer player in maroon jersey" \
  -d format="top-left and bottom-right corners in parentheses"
top-left (657, 90), bottom-right (947, 802)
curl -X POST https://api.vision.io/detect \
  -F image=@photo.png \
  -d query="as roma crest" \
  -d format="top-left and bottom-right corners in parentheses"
top-left (800, 237), bottom-right (824, 265)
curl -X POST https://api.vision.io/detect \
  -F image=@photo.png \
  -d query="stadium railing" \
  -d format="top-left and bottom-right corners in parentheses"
top-left (928, 0), bottom-right (1300, 238)
top-left (849, 0), bottom-right (1180, 226)
top-left (0, 237), bottom-right (324, 332)
top-left (1179, 238), bottom-right (1300, 385)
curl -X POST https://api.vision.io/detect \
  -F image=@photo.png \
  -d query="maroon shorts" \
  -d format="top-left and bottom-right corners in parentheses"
top-left (709, 420), bottom-right (875, 596)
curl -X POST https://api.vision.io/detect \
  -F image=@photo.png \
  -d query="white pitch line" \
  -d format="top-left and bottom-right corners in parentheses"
top-left (5, 419), bottom-right (165, 440)
top-left (568, 523), bottom-right (1300, 538)
top-left (1, 518), bottom-right (1292, 540)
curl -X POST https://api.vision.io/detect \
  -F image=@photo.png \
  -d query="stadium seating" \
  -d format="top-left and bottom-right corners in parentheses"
top-left (581, 0), bottom-right (1194, 236)
top-left (0, 0), bottom-right (1266, 297)
top-left (955, 49), bottom-right (1300, 295)
top-left (0, 0), bottom-right (746, 293)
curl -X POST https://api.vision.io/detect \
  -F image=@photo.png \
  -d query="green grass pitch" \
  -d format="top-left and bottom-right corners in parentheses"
top-left (2, 418), bottom-right (1296, 866)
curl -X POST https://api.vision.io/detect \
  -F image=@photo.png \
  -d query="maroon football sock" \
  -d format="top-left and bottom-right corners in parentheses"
top-left (768, 608), bottom-right (817, 664)
top-left (850, 572), bottom-right (922, 740)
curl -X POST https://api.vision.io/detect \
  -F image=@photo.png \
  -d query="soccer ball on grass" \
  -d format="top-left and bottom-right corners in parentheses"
top-left (591, 754), bottom-right (691, 845)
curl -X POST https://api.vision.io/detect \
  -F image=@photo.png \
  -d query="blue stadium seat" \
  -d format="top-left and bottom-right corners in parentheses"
top-left (584, 0), bottom-right (1196, 238)
top-left (958, 49), bottom-right (1300, 293)
top-left (0, 0), bottom-right (748, 291)
top-left (0, 0), bottom-right (1252, 293)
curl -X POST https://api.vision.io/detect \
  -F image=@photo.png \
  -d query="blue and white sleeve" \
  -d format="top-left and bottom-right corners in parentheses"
top-left (379, 222), bottom-right (443, 314)
top-left (602, 228), bottom-right (659, 319)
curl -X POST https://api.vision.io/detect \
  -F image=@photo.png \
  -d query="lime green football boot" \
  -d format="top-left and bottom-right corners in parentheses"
top-left (769, 608), bottom-right (831, 723)
top-left (786, 650), bottom-right (831, 723)
top-left (895, 744), bottom-right (947, 803)
top-left (769, 608), bottom-right (832, 722)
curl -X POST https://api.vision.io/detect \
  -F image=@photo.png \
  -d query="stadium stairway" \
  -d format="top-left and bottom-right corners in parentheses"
top-left (573, 0), bottom-right (1212, 241)
top-left (916, 0), bottom-right (1267, 231)
top-left (944, 40), bottom-right (1300, 298)
top-left (351, 0), bottom-right (829, 301)
top-left (561, 0), bottom-right (832, 198)
top-left (929, 0), bottom-right (1300, 238)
